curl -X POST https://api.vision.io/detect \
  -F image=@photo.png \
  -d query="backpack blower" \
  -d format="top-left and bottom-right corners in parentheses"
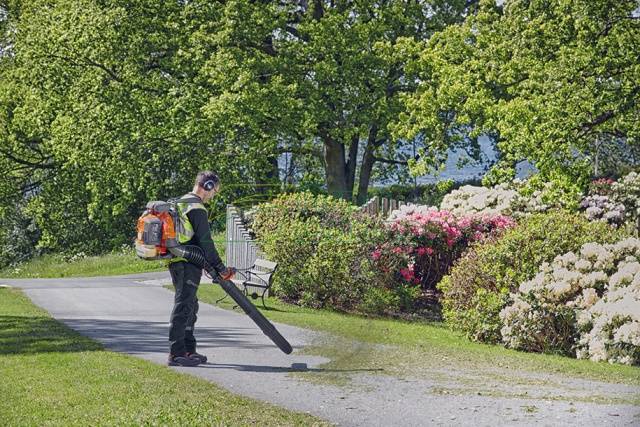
top-left (136, 201), bottom-right (293, 355)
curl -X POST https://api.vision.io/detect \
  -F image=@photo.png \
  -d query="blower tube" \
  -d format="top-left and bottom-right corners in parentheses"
top-left (168, 245), bottom-right (293, 354)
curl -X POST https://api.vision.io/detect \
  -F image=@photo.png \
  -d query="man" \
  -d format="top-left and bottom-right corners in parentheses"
top-left (168, 170), bottom-right (235, 367)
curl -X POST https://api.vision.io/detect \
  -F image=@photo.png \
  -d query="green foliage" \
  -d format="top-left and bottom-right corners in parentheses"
top-left (440, 211), bottom-right (627, 343)
top-left (254, 192), bottom-right (386, 311)
top-left (510, 173), bottom-right (585, 215)
top-left (398, 0), bottom-right (640, 185)
top-left (0, 0), bottom-right (286, 257)
top-left (0, 202), bottom-right (40, 268)
top-left (259, 214), bottom-right (384, 311)
top-left (252, 191), bottom-right (356, 237)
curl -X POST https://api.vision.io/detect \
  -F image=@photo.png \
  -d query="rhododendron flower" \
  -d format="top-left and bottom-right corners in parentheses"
top-left (399, 268), bottom-right (415, 282)
top-left (371, 249), bottom-right (382, 260)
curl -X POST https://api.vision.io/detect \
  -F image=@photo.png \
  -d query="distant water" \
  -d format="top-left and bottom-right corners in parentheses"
top-left (278, 135), bottom-right (536, 186)
top-left (413, 135), bottom-right (536, 184)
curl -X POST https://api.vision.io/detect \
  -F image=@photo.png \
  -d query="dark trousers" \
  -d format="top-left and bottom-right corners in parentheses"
top-left (168, 261), bottom-right (202, 355)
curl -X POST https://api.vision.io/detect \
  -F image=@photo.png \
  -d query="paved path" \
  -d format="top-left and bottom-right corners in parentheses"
top-left (3, 273), bottom-right (639, 426)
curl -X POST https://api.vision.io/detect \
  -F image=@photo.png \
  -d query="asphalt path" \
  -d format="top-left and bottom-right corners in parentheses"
top-left (3, 272), bottom-right (639, 426)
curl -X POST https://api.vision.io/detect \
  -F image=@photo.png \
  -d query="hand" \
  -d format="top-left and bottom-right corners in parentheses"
top-left (219, 267), bottom-right (236, 281)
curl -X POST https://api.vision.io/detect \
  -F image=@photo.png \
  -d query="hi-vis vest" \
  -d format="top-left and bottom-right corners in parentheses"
top-left (135, 194), bottom-right (204, 260)
top-left (175, 193), bottom-right (207, 244)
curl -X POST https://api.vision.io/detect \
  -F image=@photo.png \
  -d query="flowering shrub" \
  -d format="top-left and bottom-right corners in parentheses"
top-left (439, 175), bottom-right (582, 219)
top-left (439, 184), bottom-right (517, 217)
top-left (440, 212), bottom-right (625, 343)
top-left (380, 204), bottom-right (515, 308)
top-left (580, 195), bottom-right (625, 227)
top-left (611, 172), bottom-right (640, 233)
top-left (509, 176), bottom-right (583, 217)
top-left (576, 240), bottom-right (640, 365)
top-left (589, 178), bottom-right (615, 196)
top-left (501, 238), bottom-right (640, 365)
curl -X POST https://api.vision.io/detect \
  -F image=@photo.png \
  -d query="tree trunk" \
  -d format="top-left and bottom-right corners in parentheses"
top-left (257, 155), bottom-right (280, 195)
top-left (356, 125), bottom-right (378, 205)
top-left (321, 132), bottom-right (349, 200)
top-left (345, 134), bottom-right (359, 200)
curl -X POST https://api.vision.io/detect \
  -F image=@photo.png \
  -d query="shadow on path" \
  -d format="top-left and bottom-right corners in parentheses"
top-left (59, 318), bottom-right (276, 354)
top-left (196, 362), bottom-right (384, 374)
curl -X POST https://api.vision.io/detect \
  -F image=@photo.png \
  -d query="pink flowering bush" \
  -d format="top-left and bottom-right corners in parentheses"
top-left (589, 178), bottom-right (616, 196)
top-left (374, 205), bottom-right (515, 310)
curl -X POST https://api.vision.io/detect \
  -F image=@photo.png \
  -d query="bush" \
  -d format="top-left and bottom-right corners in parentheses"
top-left (509, 174), bottom-right (583, 216)
top-left (502, 239), bottom-right (640, 365)
top-left (580, 195), bottom-right (625, 227)
top-left (383, 205), bottom-right (514, 292)
top-left (251, 191), bottom-right (356, 237)
top-left (439, 184), bottom-right (517, 217)
top-left (440, 211), bottom-right (627, 343)
top-left (611, 172), bottom-right (640, 234)
top-left (254, 193), bottom-right (385, 311)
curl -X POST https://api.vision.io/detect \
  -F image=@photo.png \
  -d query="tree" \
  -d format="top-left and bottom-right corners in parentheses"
top-left (397, 0), bottom-right (640, 185)
top-left (0, 0), bottom-right (280, 253)
top-left (199, 0), bottom-right (472, 201)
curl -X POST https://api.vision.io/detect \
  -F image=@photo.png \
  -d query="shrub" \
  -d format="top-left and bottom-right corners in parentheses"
top-left (509, 175), bottom-right (583, 216)
top-left (255, 193), bottom-right (385, 311)
top-left (589, 178), bottom-right (616, 196)
top-left (0, 203), bottom-right (41, 268)
top-left (440, 211), bottom-right (627, 343)
top-left (369, 180), bottom-right (456, 207)
top-left (439, 184), bottom-right (517, 217)
top-left (611, 172), bottom-right (640, 233)
top-left (251, 191), bottom-right (356, 237)
top-left (379, 205), bottom-right (514, 312)
top-left (576, 240), bottom-right (640, 365)
top-left (580, 195), bottom-right (625, 227)
top-left (501, 239), bottom-right (640, 365)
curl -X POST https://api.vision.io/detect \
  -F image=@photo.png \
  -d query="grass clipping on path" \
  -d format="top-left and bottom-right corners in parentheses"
top-left (0, 288), bottom-right (326, 426)
top-left (195, 284), bottom-right (640, 397)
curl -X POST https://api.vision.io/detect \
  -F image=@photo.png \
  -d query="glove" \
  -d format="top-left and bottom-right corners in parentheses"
top-left (219, 267), bottom-right (236, 281)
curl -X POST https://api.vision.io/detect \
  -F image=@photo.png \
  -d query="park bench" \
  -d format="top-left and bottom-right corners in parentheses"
top-left (217, 259), bottom-right (278, 308)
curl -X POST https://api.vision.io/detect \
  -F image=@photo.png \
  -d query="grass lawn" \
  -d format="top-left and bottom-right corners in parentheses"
top-left (0, 287), bottom-right (326, 426)
top-left (194, 284), bottom-right (640, 400)
top-left (0, 232), bottom-right (226, 278)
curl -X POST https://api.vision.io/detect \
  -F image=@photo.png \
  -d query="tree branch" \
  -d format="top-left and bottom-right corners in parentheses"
top-left (373, 156), bottom-right (408, 166)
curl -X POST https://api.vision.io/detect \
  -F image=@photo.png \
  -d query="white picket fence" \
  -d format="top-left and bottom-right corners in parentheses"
top-left (225, 205), bottom-right (263, 271)
top-left (359, 196), bottom-right (405, 217)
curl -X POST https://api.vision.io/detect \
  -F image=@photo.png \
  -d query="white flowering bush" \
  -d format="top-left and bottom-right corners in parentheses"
top-left (576, 239), bottom-right (640, 365)
top-left (580, 195), bottom-right (626, 227)
top-left (500, 238), bottom-right (640, 365)
top-left (509, 177), bottom-right (582, 217)
top-left (439, 184), bottom-right (517, 217)
top-left (611, 172), bottom-right (640, 232)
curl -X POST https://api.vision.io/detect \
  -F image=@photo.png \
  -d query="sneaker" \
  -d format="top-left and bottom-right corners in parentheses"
top-left (167, 354), bottom-right (201, 367)
top-left (186, 351), bottom-right (208, 364)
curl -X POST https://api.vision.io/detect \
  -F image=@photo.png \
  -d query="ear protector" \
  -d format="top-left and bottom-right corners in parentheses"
top-left (202, 178), bottom-right (218, 191)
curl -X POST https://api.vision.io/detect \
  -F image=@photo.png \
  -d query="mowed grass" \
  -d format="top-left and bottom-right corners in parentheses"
top-left (0, 288), bottom-right (326, 426)
top-left (0, 233), bottom-right (226, 278)
top-left (195, 284), bottom-right (640, 390)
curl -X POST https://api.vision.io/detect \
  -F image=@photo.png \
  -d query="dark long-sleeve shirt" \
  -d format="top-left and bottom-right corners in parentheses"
top-left (185, 203), bottom-right (225, 273)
